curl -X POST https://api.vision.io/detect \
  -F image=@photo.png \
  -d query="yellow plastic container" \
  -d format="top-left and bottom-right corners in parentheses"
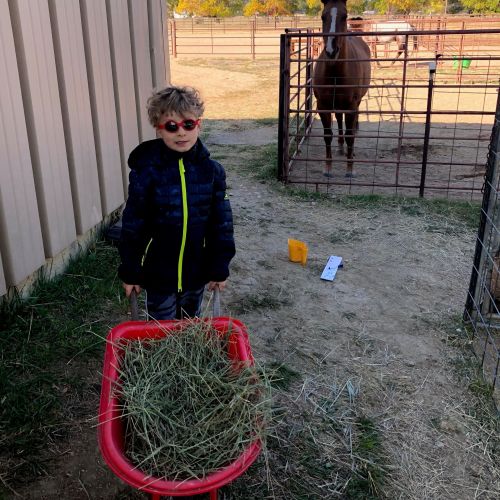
top-left (288, 239), bottom-right (308, 265)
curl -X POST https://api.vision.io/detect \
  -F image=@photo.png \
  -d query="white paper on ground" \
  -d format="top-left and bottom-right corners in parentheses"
top-left (320, 255), bottom-right (343, 281)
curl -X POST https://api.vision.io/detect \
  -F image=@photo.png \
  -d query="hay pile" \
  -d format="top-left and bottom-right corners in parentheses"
top-left (115, 321), bottom-right (268, 480)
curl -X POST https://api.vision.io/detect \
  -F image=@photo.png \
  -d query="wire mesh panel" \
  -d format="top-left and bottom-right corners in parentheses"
top-left (464, 93), bottom-right (500, 409)
top-left (279, 29), bottom-right (500, 199)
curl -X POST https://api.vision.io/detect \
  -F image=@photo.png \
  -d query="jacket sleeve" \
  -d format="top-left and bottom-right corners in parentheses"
top-left (206, 162), bottom-right (236, 282)
top-left (118, 156), bottom-right (153, 285)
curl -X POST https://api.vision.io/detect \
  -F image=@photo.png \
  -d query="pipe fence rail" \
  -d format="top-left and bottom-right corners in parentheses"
top-left (168, 15), bottom-right (500, 58)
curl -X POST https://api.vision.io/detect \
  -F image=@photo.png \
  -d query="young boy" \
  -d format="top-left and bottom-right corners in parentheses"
top-left (118, 85), bottom-right (235, 320)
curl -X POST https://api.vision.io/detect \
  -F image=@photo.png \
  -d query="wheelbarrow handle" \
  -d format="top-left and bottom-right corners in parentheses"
top-left (129, 287), bottom-right (220, 320)
top-left (212, 286), bottom-right (221, 317)
top-left (130, 289), bottom-right (139, 321)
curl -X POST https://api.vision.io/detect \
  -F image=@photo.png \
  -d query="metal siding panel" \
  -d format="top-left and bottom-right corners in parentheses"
top-left (162, 0), bottom-right (170, 83)
top-left (0, 0), bottom-right (45, 285)
top-left (15, 0), bottom-right (76, 257)
top-left (52, 0), bottom-right (102, 234)
top-left (130, 1), bottom-right (155, 141)
top-left (107, 0), bottom-right (140, 195)
top-left (0, 255), bottom-right (6, 296)
top-left (149, 0), bottom-right (167, 88)
top-left (83, 0), bottom-right (124, 214)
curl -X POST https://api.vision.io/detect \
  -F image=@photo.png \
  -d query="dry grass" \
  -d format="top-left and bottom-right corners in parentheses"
top-left (114, 321), bottom-right (270, 481)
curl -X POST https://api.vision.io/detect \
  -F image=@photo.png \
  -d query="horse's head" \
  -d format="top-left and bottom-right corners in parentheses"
top-left (320, 0), bottom-right (348, 60)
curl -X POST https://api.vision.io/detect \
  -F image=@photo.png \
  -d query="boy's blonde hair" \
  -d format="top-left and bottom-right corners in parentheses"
top-left (147, 85), bottom-right (204, 127)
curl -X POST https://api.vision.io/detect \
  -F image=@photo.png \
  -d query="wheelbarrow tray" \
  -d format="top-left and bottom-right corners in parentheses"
top-left (98, 317), bottom-right (261, 496)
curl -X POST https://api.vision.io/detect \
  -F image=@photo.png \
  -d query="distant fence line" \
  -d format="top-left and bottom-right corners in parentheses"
top-left (0, 0), bottom-right (169, 298)
top-left (168, 15), bottom-right (500, 58)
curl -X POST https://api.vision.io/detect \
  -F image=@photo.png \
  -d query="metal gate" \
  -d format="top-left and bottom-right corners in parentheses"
top-left (278, 28), bottom-right (500, 199)
top-left (464, 91), bottom-right (500, 409)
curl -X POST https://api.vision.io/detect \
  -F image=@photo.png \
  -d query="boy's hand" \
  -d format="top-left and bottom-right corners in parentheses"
top-left (208, 280), bottom-right (227, 292)
top-left (123, 283), bottom-right (142, 297)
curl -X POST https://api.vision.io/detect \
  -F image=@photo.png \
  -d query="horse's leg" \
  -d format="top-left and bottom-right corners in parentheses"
top-left (392, 39), bottom-right (405, 65)
top-left (318, 107), bottom-right (333, 177)
top-left (344, 110), bottom-right (358, 177)
top-left (335, 112), bottom-right (344, 156)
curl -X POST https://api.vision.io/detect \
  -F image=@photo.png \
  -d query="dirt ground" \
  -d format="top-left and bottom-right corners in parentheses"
top-left (9, 58), bottom-right (499, 499)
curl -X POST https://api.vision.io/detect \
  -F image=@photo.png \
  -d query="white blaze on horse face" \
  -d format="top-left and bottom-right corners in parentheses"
top-left (326, 7), bottom-right (337, 58)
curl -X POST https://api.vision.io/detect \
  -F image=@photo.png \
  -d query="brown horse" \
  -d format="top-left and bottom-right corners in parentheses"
top-left (313, 0), bottom-right (371, 177)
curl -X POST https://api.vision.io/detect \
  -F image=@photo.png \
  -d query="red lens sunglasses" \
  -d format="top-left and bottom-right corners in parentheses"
top-left (157, 119), bottom-right (200, 133)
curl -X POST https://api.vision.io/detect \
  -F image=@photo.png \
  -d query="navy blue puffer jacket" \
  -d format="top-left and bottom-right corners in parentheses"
top-left (118, 138), bottom-right (235, 293)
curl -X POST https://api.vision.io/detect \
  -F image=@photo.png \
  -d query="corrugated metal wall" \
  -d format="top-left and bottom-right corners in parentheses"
top-left (0, 0), bottom-right (169, 297)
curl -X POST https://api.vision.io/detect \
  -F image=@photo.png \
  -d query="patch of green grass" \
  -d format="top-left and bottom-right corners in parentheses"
top-left (224, 377), bottom-right (384, 499)
top-left (346, 417), bottom-right (386, 499)
top-left (255, 118), bottom-right (278, 127)
top-left (441, 318), bottom-right (499, 456)
top-left (225, 139), bottom-right (480, 230)
top-left (330, 228), bottom-right (364, 244)
top-left (0, 239), bottom-right (122, 485)
top-left (232, 287), bottom-right (291, 314)
top-left (251, 144), bottom-right (278, 181)
top-left (328, 195), bottom-right (480, 229)
top-left (177, 57), bottom-right (278, 76)
top-left (267, 362), bottom-right (302, 390)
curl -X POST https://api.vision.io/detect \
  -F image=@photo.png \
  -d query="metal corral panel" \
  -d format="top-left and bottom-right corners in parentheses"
top-left (107, 0), bottom-right (140, 195)
top-left (14, 0), bottom-right (76, 257)
top-left (51, 0), bottom-right (102, 235)
top-left (0, 0), bottom-right (45, 285)
top-left (130, 1), bottom-right (156, 142)
top-left (149, 0), bottom-right (168, 88)
top-left (82, 0), bottom-right (124, 214)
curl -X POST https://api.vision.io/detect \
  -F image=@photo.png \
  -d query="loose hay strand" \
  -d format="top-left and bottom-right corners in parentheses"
top-left (114, 320), bottom-right (268, 480)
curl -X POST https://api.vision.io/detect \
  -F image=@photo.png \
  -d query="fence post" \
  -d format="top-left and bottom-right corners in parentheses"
top-left (171, 20), bottom-right (177, 58)
top-left (278, 34), bottom-right (291, 182)
top-left (419, 62), bottom-right (436, 197)
top-left (434, 18), bottom-right (441, 61)
top-left (251, 19), bottom-right (256, 59)
top-left (456, 21), bottom-right (466, 84)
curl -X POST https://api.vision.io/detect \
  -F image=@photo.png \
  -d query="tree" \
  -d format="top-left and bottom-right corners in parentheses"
top-left (372, 0), bottom-right (426, 14)
top-left (243, 0), bottom-right (264, 15)
top-left (243, 0), bottom-right (291, 16)
top-left (176, 0), bottom-right (202, 16)
top-left (349, 0), bottom-right (369, 15)
top-left (460, 0), bottom-right (500, 13)
top-left (263, 0), bottom-right (292, 15)
top-left (305, 0), bottom-right (322, 15)
top-left (177, 0), bottom-right (242, 16)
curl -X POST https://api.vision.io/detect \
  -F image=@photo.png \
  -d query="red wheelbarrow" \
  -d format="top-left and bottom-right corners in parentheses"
top-left (98, 291), bottom-right (262, 499)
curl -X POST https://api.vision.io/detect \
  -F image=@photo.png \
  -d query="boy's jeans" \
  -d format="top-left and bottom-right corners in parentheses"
top-left (145, 286), bottom-right (205, 320)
